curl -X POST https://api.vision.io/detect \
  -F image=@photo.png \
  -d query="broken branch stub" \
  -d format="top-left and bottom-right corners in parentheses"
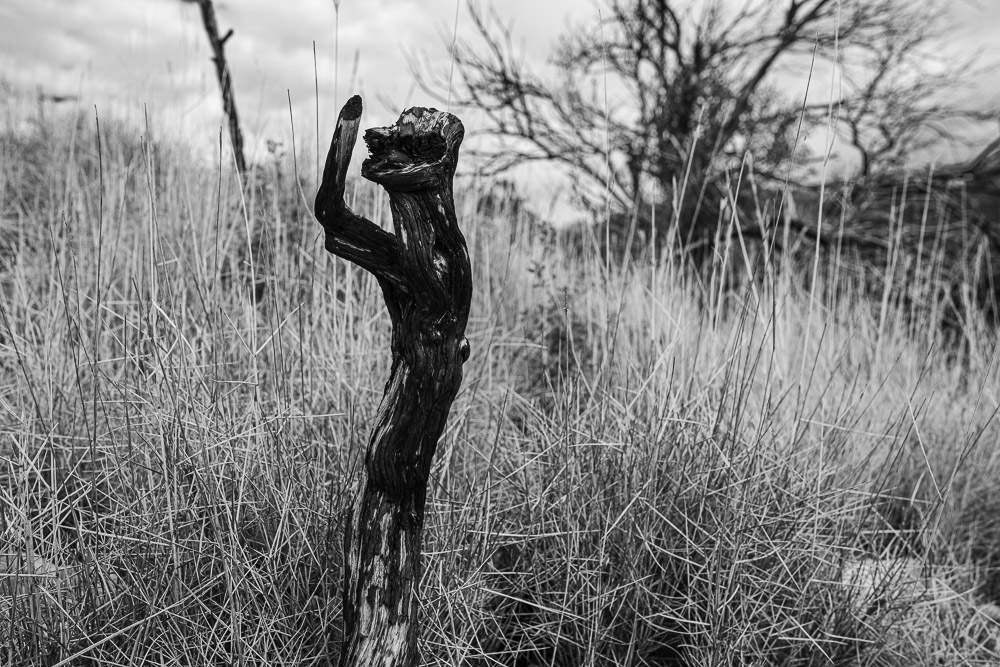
top-left (314, 95), bottom-right (471, 667)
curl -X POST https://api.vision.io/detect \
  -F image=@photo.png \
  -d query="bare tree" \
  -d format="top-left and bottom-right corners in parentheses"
top-left (428, 0), bottom-right (992, 253)
top-left (833, 11), bottom-right (993, 177)
top-left (183, 0), bottom-right (247, 178)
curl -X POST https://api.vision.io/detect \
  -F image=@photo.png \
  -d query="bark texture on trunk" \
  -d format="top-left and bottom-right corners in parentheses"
top-left (314, 95), bottom-right (471, 667)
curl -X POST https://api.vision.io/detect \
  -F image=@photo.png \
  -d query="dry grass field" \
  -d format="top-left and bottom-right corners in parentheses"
top-left (2, 96), bottom-right (1000, 665)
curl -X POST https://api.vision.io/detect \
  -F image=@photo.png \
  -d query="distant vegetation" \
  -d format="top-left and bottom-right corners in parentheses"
top-left (432, 0), bottom-right (1000, 333)
top-left (2, 81), bottom-right (1000, 665)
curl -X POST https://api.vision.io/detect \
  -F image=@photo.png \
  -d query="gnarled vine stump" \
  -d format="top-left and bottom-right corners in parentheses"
top-left (315, 95), bottom-right (471, 667)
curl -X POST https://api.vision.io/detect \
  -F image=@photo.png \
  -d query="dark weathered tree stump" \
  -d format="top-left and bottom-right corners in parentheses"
top-left (315, 95), bottom-right (472, 667)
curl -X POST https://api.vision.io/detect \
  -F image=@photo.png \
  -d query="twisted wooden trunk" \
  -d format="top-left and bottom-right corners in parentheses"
top-left (314, 95), bottom-right (471, 667)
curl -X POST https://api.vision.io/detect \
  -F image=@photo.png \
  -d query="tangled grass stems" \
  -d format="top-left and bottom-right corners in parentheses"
top-left (1, 99), bottom-right (999, 666)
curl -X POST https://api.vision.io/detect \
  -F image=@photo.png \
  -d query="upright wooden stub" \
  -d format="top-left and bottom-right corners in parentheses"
top-left (315, 95), bottom-right (472, 667)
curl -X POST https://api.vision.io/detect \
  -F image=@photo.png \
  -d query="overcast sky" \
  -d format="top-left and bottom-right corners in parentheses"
top-left (0, 0), bottom-right (579, 150)
top-left (2, 0), bottom-right (999, 219)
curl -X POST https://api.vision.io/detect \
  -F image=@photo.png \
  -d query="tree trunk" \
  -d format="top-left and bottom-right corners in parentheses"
top-left (192, 0), bottom-right (247, 178)
top-left (314, 95), bottom-right (472, 667)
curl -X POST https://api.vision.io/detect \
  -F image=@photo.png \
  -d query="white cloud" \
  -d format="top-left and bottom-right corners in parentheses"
top-left (2, 0), bottom-right (998, 198)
